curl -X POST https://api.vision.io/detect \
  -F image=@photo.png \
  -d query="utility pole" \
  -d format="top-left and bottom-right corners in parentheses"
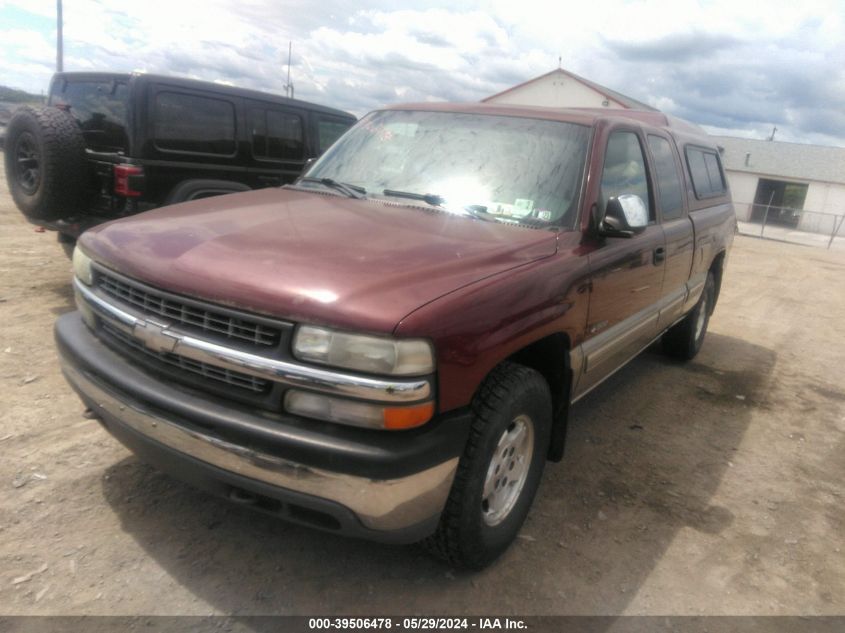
top-left (283, 42), bottom-right (294, 99)
top-left (56, 0), bottom-right (64, 72)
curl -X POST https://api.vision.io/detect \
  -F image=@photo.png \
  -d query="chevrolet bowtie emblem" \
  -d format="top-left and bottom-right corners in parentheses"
top-left (133, 319), bottom-right (179, 353)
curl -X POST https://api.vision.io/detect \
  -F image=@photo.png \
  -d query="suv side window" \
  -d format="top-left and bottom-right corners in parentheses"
top-left (154, 92), bottom-right (236, 155)
top-left (250, 109), bottom-right (304, 160)
top-left (647, 135), bottom-right (684, 220)
top-left (685, 146), bottom-right (726, 198)
top-left (317, 116), bottom-right (353, 153)
top-left (600, 131), bottom-right (653, 221)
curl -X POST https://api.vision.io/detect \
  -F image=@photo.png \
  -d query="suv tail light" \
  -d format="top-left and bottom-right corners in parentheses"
top-left (114, 164), bottom-right (143, 197)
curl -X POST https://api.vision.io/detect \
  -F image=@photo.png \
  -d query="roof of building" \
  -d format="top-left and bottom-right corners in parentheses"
top-left (482, 68), bottom-right (658, 111)
top-left (715, 135), bottom-right (845, 186)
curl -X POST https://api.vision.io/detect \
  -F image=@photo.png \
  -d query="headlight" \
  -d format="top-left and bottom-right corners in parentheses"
top-left (72, 246), bottom-right (93, 285)
top-left (293, 326), bottom-right (434, 376)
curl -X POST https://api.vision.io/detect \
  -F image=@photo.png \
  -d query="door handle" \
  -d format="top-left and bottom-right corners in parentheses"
top-left (653, 247), bottom-right (666, 265)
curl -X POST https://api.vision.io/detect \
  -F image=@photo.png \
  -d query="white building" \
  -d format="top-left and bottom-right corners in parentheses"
top-left (483, 68), bottom-right (655, 111)
top-left (714, 136), bottom-right (845, 235)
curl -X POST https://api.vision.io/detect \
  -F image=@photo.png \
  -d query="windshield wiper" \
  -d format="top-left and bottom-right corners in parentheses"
top-left (382, 189), bottom-right (444, 207)
top-left (298, 177), bottom-right (366, 199)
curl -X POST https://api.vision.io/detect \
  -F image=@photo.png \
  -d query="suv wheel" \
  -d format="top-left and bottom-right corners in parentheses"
top-left (423, 362), bottom-right (552, 569)
top-left (3, 106), bottom-right (86, 221)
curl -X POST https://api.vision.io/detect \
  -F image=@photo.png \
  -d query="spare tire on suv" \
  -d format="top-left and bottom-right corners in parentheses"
top-left (3, 106), bottom-right (87, 222)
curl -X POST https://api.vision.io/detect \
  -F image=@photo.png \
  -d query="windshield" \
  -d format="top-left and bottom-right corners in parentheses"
top-left (303, 109), bottom-right (590, 228)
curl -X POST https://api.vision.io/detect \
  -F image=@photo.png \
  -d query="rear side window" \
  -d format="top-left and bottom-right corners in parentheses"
top-left (154, 92), bottom-right (236, 155)
top-left (600, 131), bottom-right (653, 220)
top-left (317, 117), bottom-right (353, 153)
top-left (50, 80), bottom-right (129, 152)
top-left (250, 109), bottom-right (304, 160)
top-left (686, 146), bottom-right (726, 198)
top-left (647, 135), bottom-right (684, 220)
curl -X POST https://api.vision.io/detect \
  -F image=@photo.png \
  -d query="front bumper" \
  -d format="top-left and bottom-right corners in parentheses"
top-left (56, 312), bottom-right (471, 543)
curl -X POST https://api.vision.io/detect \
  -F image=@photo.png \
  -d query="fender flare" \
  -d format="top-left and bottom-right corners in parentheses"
top-left (165, 179), bottom-right (251, 204)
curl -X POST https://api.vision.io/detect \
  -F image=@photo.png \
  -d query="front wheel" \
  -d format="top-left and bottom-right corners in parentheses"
top-left (423, 362), bottom-right (552, 569)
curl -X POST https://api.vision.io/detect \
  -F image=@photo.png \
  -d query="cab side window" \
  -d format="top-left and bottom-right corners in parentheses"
top-left (686, 146), bottom-right (726, 198)
top-left (647, 135), bottom-right (684, 220)
top-left (600, 131), bottom-right (653, 221)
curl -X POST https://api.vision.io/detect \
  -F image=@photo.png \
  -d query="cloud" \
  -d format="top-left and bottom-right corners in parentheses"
top-left (604, 31), bottom-right (742, 62)
top-left (1, 28), bottom-right (54, 65)
top-left (585, 2), bottom-right (845, 145)
top-left (0, 0), bottom-right (843, 146)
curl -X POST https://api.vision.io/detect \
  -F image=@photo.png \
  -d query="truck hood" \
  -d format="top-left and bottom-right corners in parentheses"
top-left (80, 187), bottom-right (558, 333)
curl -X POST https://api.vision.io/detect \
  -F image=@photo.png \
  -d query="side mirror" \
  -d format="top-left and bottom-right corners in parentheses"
top-left (599, 194), bottom-right (648, 237)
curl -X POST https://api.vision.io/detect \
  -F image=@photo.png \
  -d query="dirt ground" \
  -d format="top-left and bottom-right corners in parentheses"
top-left (0, 170), bottom-right (843, 617)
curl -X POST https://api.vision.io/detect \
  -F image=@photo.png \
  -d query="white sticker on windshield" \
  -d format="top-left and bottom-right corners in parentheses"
top-left (513, 199), bottom-right (534, 217)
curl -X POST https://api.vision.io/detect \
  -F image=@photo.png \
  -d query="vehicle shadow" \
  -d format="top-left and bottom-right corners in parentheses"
top-left (47, 277), bottom-right (76, 316)
top-left (100, 331), bottom-right (775, 617)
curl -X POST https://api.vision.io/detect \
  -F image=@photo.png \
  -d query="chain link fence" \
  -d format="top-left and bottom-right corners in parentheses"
top-left (735, 201), bottom-right (845, 251)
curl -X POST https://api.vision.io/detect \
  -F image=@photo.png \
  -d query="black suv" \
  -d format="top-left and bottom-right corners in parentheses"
top-left (3, 72), bottom-right (356, 253)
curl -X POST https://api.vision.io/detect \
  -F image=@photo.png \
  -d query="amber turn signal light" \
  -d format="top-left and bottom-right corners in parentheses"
top-left (383, 401), bottom-right (435, 430)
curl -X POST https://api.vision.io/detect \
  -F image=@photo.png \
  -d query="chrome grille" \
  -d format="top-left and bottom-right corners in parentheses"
top-left (95, 270), bottom-right (280, 347)
top-left (102, 322), bottom-right (269, 393)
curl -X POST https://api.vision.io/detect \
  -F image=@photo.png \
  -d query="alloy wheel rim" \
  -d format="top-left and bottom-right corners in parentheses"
top-left (15, 132), bottom-right (40, 195)
top-left (481, 414), bottom-right (534, 526)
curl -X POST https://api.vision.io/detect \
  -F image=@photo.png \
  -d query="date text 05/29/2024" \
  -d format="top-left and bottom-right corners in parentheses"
top-left (307, 617), bottom-right (528, 630)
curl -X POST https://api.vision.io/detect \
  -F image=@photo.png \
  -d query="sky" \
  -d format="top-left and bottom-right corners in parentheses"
top-left (1, 0), bottom-right (844, 147)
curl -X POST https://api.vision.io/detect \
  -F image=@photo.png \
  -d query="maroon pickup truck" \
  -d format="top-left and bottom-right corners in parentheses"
top-left (56, 103), bottom-right (735, 568)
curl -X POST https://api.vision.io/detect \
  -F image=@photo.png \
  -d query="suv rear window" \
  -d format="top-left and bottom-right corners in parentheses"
top-left (154, 92), bottom-right (236, 155)
top-left (49, 79), bottom-right (129, 152)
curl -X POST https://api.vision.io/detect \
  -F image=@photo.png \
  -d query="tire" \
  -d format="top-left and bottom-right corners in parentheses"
top-left (662, 271), bottom-right (716, 360)
top-left (3, 106), bottom-right (87, 222)
top-left (423, 362), bottom-right (552, 569)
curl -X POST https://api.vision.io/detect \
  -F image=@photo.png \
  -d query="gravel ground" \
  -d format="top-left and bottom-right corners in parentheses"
top-left (0, 170), bottom-right (843, 616)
